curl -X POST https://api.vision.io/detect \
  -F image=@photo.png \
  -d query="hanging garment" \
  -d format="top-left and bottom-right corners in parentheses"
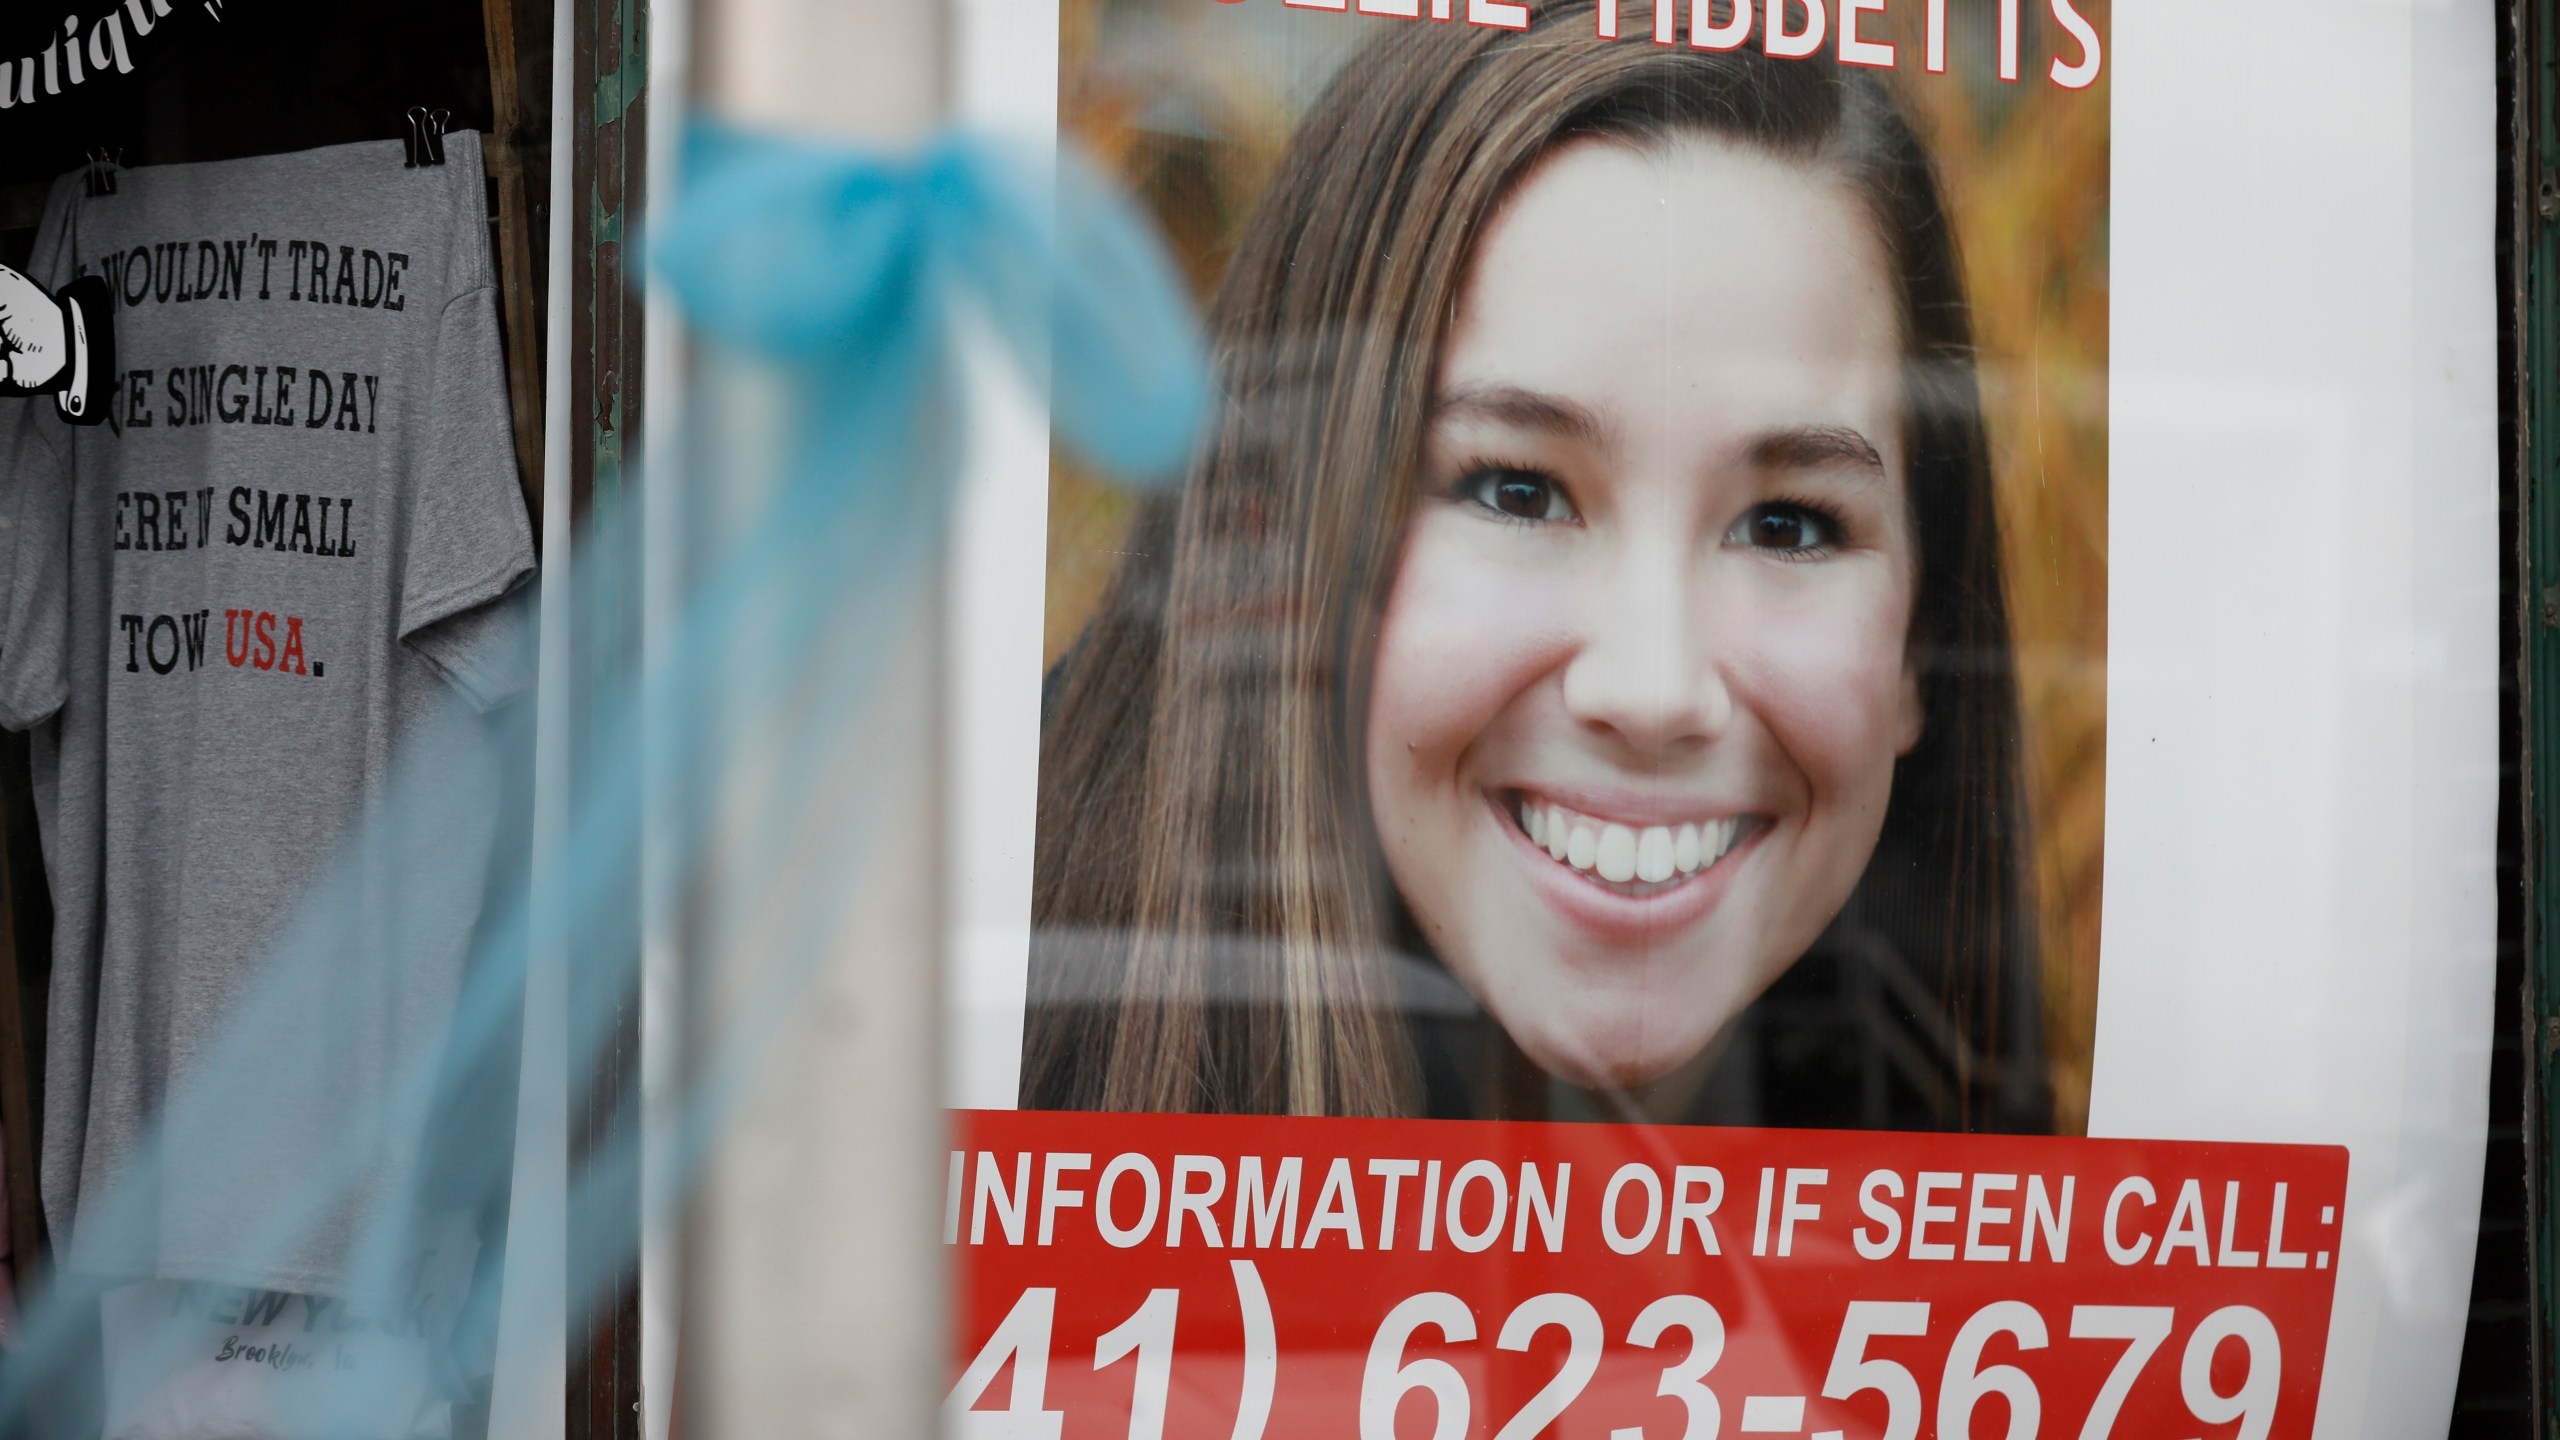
top-left (0, 132), bottom-right (535, 1298)
top-left (95, 1213), bottom-right (479, 1440)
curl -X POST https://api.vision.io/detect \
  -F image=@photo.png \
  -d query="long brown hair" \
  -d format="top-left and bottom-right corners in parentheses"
top-left (1022, 1), bottom-right (2043, 1129)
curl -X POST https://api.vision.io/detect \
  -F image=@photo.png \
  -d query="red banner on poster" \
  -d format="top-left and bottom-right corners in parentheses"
top-left (948, 1110), bottom-right (2346, 1440)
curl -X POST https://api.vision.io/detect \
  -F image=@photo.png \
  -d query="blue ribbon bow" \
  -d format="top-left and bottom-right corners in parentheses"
top-left (653, 123), bottom-right (1209, 484)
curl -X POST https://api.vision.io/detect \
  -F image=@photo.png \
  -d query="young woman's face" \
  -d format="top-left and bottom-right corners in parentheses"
top-left (1365, 136), bottom-right (1921, 1091)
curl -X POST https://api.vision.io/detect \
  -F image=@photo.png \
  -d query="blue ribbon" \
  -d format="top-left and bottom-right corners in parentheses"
top-left (652, 123), bottom-right (1209, 484)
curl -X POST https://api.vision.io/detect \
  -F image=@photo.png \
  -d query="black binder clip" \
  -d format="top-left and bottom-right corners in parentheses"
top-left (403, 107), bottom-right (451, 168)
top-left (82, 148), bottom-right (120, 198)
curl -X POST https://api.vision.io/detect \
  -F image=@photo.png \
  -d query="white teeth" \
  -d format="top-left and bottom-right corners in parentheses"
top-left (1517, 796), bottom-right (1747, 887)
top-left (1635, 826), bottom-right (1675, 883)
top-left (1596, 824), bottom-right (1637, 882)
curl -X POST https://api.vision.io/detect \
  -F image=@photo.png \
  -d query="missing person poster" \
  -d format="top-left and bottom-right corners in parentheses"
top-left (944, 1), bottom-right (2498, 1435)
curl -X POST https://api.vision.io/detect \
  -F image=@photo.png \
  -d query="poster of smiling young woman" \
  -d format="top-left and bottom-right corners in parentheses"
top-left (940, 1), bottom-right (2499, 1436)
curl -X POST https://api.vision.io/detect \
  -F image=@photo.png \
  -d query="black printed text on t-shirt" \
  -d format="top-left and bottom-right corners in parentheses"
top-left (115, 487), bottom-right (357, 559)
top-left (111, 363), bottom-right (385, 434)
top-left (112, 482), bottom-right (351, 682)
top-left (115, 609), bottom-right (325, 680)
top-left (93, 235), bottom-right (411, 311)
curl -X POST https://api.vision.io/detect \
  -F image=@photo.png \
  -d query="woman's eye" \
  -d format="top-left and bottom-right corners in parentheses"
top-left (1460, 466), bottom-right (1576, 523)
top-left (1730, 502), bottom-right (1839, 555)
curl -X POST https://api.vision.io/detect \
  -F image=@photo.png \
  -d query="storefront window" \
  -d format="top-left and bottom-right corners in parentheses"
top-left (0, 1), bottom-right (2536, 1437)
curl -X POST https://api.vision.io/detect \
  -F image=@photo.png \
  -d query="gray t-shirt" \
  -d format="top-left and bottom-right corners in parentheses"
top-left (0, 133), bottom-right (535, 1292)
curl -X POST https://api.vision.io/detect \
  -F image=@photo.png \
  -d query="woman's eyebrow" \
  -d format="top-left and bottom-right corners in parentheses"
top-left (1433, 383), bottom-right (1617, 450)
top-left (1747, 424), bottom-right (1887, 474)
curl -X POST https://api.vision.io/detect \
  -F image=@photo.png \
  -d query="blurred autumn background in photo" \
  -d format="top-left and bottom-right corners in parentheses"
top-left (1045, 0), bottom-right (2110, 1132)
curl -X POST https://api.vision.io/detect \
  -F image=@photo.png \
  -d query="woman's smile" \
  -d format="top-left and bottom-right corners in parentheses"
top-left (1484, 784), bottom-right (1776, 954)
top-left (1506, 789), bottom-right (1757, 888)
